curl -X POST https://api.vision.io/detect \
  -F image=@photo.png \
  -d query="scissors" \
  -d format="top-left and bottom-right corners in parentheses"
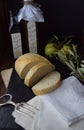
top-left (0, 94), bottom-right (39, 118)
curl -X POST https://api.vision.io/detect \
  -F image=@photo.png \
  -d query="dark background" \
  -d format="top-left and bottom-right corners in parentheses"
top-left (4, 0), bottom-right (84, 55)
top-left (36, 0), bottom-right (84, 51)
top-left (8, 0), bottom-right (84, 49)
top-left (8, 0), bottom-right (84, 33)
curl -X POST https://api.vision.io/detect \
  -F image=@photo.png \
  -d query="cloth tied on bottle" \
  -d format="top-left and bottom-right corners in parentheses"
top-left (17, 0), bottom-right (44, 22)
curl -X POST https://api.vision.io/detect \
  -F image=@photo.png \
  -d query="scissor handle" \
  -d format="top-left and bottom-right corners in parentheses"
top-left (0, 94), bottom-right (15, 107)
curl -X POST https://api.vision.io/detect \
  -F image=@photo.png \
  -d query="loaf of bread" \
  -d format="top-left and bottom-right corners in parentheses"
top-left (24, 62), bottom-right (55, 87)
top-left (15, 53), bottom-right (61, 95)
top-left (32, 71), bottom-right (61, 95)
top-left (15, 53), bottom-right (51, 79)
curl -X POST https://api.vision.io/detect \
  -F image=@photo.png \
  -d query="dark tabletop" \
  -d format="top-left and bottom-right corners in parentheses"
top-left (0, 69), bottom-right (35, 129)
top-left (0, 60), bottom-right (70, 129)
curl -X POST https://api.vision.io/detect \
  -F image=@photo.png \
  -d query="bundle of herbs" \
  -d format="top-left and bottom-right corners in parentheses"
top-left (44, 35), bottom-right (84, 84)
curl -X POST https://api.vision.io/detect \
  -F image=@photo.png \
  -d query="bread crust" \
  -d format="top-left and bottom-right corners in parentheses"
top-left (15, 53), bottom-right (51, 79)
top-left (24, 62), bottom-right (55, 87)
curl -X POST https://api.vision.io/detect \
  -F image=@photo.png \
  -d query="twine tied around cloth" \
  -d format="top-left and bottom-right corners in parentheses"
top-left (24, 1), bottom-right (40, 7)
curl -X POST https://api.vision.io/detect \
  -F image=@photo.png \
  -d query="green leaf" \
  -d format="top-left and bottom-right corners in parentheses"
top-left (77, 67), bottom-right (84, 78)
top-left (72, 44), bottom-right (77, 54)
top-left (65, 39), bottom-right (72, 45)
top-left (68, 49), bottom-right (74, 56)
top-left (53, 35), bottom-right (59, 41)
top-left (57, 51), bottom-right (67, 61)
top-left (65, 61), bottom-right (75, 71)
top-left (69, 60), bottom-right (75, 69)
top-left (80, 64), bottom-right (84, 68)
top-left (78, 67), bottom-right (84, 73)
top-left (81, 60), bottom-right (84, 64)
top-left (70, 71), bottom-right (75, 75)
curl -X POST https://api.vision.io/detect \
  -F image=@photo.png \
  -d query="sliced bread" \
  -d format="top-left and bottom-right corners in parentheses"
top-left (32, 71), bottom-right (61, 95)
top-left (24, 62), bottom-right (55, 87)
top-left (15, 53), bottom-right (51, 79)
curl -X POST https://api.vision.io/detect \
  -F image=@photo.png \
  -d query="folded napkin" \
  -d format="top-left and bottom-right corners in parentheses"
top-left (41, 76), bottom-right (84, 126)
top-left (12, 76), bottom-right (84, 129)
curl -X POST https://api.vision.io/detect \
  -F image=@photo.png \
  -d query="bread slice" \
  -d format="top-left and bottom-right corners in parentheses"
top-left (24, 62), bottom-right (55, 87)
top-left (15, 53), bottom-right (51, 79)
top-left (32, 71), bottom-right (61, 95)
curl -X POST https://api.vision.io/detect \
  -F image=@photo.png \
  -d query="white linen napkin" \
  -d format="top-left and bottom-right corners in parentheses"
top-left (12, 76), bottom-right (84, 129)
top-left (41, 76), bottom-right (84, 126)
top-left (12, 96), bottom-right (40, 130)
